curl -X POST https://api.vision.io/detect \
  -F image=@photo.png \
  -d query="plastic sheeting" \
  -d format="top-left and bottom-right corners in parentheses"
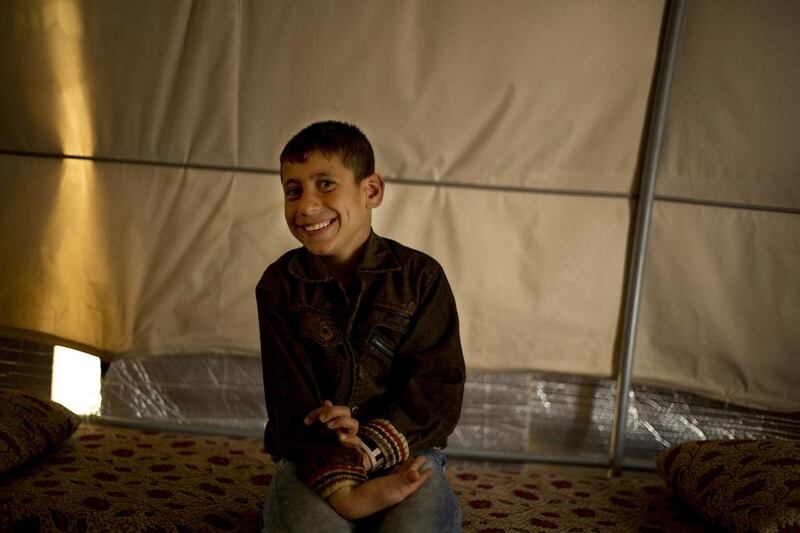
top-left (3, 335), bottom-right (796, 466)
top-left (99, 354), bottom-right (800, 466)
top-left (0, 336), bottom-right (53, 401)
top-left (100, 355), bottom-right (266, 433)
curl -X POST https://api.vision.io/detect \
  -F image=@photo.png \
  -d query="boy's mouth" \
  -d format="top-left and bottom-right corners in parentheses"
top-left (301, 217), bottom-right (336, 233)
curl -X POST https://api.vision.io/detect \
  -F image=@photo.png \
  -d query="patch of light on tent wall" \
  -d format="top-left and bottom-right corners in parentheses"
top-left (51, 346), bottom-right (101, 415)
top-left (42, 1), bottom-right (94, 154)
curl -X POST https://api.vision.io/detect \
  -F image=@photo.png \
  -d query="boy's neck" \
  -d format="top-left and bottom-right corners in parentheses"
top-left (326, 261), bottom-right (355, 286)
top-left (321, 233), bottom-right (370, 285)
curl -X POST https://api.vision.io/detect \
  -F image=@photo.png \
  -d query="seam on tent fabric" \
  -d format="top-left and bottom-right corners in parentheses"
top-left (154, 2), bottom-right (193, 163)
top-left (233, 0), bottom-right (242, 168)
top-left (0, 150), bottom-right (633, 200)
top-left (210, 174), bottom-right (236, 343)
top-left (207, 0), bottom-right (243, 342)
top-left (5, 150), bottom-right (799, 213)
top-left (654, 195), bottom-right (800, 215)
top-left (383, 177), bottom-right (632, 200)
top-left (0, 150), bottom-right (276, 175)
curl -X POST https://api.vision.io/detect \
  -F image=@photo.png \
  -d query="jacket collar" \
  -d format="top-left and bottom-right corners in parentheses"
top-left (287, 229), bottom-right (402, 283)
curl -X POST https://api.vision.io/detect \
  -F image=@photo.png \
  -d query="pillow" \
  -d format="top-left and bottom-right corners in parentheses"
top-left (0, 388), bottom-right (81, 474)
top-left (658, 439), bottom-right (800, 532)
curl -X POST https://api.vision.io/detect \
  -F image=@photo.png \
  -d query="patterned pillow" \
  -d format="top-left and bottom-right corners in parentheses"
top-left (0, 388), bottom-right (81, 474)
top-left (658, 439), bottom-right (800, 532)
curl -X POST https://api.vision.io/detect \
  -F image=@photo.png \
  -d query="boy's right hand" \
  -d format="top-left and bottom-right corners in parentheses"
top-left (304, 400), bottom-right (362, 448)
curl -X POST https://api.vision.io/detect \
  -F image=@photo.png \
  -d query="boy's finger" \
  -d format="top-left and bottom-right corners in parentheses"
top-left (390, 457), bottom-right (417, 474)
top-left (304, 401), bottom-right (349, 425)
top-left (303, 406), bottom-right (325, 425)
top-left (419, 467), bottom-right (434, 482)
top-left (408, 468), bottom-right (432, 486)
top-left (318, 405), bottom-right (352, 423)
top-left (338, 434), bottom-right (362, 448)
top-left (327, 416), bottom-right (358, 433)
top-left (408, 456), bottom-right (426, 471)
top-left (334, 426), bottom-right (357, 439)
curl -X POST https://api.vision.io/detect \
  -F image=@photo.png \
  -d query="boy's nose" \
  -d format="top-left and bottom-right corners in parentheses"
top-left (298, 192), bottom-right (321, 215)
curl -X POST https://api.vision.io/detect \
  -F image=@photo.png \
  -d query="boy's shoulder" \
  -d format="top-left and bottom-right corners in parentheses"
top-left (256, 246), bottom-right (303, 290)
top-left (359, 233), bottom-right (448, 295)
top-left (378, 235), bottom-right (443, 276)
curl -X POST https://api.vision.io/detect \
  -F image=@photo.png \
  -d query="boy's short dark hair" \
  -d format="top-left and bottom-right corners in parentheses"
top-left (280, 121), bottom-right (375, 181)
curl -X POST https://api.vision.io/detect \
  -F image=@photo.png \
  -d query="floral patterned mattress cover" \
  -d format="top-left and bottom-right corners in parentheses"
top-left (0, 423), bottom-right (706, 532)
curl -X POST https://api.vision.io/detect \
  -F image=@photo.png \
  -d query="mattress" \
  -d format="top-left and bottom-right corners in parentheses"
top-left (0, 422), bottom-right (710, 532)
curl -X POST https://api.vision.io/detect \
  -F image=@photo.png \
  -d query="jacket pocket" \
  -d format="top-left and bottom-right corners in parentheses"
top-left (295, 309), bottom-right (345, 387)
top-left (295, 309), bottom-right (342, 347)
top-left (370, 329), bottom-right (396, 359)
top-left (366, 304), bottom-right (412, 361)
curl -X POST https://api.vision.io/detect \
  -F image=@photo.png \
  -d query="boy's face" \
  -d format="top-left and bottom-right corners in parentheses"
top-left (281, 151), bottom-right (383, 266)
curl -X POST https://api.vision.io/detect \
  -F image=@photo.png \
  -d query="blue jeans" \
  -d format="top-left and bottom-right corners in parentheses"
top-left (261, 449), bottom-right (461, 533)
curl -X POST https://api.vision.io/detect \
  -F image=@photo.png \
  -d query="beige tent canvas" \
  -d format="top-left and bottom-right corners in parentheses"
top-left (0, 0), bottom-right (797, 465)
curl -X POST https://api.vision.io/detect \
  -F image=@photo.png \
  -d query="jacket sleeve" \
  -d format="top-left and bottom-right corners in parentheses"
top-left (357, 265), bottom-right (466, 470)
top-left (256, 280), bottom-right (366, 498)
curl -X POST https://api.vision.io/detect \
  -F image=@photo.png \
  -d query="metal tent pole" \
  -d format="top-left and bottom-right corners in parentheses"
top-left (608, 0), bottom-right (686, 477)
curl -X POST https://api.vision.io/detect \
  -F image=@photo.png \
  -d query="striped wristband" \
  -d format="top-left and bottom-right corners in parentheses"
top-left (359, 438), bottom-right (385, 471)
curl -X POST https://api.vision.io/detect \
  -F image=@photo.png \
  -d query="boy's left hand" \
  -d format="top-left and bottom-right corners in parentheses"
top-left (304, 400), bottom-right (361, 448)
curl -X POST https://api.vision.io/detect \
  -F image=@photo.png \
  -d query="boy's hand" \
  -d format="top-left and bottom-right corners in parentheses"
top-left (327, 456), bottom-right (434, 520)
top-left (389, 456), bottom-right (430, 482)
top-left (304, 400), bottom-right (361, 448)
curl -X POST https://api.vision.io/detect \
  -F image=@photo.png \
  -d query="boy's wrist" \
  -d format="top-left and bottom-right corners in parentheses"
top-left (358, 436), bottom-right (385, 471)
top-left (358, 443), bottom-right (374, 472)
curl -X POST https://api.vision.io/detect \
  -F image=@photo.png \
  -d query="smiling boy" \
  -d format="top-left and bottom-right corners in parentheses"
top-left (257, 121), bottom-right (465, 532)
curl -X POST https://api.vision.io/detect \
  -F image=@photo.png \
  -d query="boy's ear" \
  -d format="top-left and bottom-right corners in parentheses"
top-left (363, 173), bottom-right (385, 209)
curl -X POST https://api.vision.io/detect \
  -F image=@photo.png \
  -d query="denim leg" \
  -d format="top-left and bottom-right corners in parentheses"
top-left (370, 449), bottom-right (462, 533)
top-left (262, 459), bottom-right (355, 533)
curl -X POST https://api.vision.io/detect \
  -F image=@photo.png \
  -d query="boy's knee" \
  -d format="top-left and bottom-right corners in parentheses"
top-left (263, 460), bottom-right (354, 533)
top-left (421, 449), bottom-right (447, 472)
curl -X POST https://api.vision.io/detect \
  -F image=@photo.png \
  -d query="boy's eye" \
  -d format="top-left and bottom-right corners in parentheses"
top-left (284, 187), bottom-right (301, 199)
top-left (318, 180), bottom-right (335, 191)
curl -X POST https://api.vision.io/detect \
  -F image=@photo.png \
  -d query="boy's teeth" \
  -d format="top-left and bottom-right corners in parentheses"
top-left (305, 219), bottom-right (331, 231)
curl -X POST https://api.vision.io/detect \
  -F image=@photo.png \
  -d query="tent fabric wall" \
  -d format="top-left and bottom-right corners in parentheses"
top-left (655, 0), bottom-right (800, 210)
top-left (0, 155), bottom-right (296, 356)
top-left (634, 0), bottom-right (800, 412)
top-left (1, 0), bottom-right (663, 189)
top-left (376, 184), bottom-right (630, 376)
top-left (1, 1), bottom-right (797, 412)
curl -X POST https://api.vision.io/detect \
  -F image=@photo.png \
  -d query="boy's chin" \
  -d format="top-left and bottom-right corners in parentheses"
top-left (299, 241), bottom-right (334, 257)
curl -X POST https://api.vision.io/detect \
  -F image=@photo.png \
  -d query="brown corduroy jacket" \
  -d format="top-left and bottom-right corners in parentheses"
top-left (256, 230), bottom-right (465, 498)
